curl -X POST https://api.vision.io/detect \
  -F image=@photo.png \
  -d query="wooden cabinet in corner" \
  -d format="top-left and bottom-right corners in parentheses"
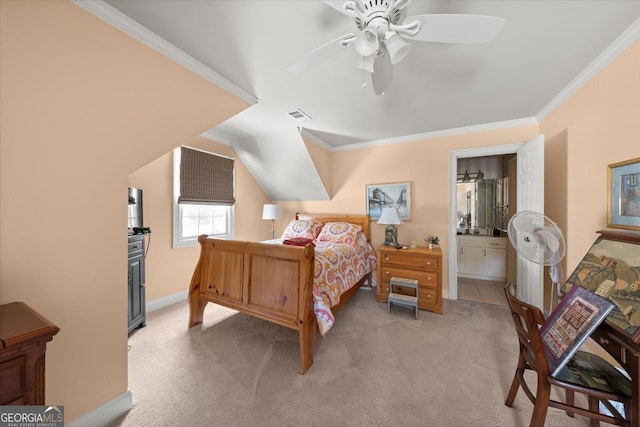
top-left (128, 234), bottom-right (146, 333)
top-left (0, 302), bottom-right (59, 405)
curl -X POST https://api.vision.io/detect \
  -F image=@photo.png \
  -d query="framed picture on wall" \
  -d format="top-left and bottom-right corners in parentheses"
top-left (608, 157), bottom-right (640, 231)
top-left (366, 182), bottom-right (411, 221)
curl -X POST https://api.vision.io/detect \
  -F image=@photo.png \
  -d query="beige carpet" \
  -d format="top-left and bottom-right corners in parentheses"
top-left (109, 288), bottom-right (600, 427)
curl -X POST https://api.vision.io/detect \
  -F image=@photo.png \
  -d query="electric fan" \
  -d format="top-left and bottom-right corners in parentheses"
top-left (507, 210), bottom-right (566, 311)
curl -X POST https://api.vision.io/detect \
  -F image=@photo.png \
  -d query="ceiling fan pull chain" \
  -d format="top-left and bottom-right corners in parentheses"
top-left (361, 64), bottom-right (367, 88)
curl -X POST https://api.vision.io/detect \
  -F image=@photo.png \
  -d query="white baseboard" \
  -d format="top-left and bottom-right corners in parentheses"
top-left (146, 290), bottom-right (188, 313)
top-left (66, 390), bottom-right (132, 427)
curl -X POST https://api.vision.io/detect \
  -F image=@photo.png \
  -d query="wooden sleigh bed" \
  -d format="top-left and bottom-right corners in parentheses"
top-left (187, 213), bottom-right (374, 374)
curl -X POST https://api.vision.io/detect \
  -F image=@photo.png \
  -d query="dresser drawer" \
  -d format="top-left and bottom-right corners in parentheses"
top-left (376, 245), bottom-right (443, 314)
top-left (380, 267), bottom-right (438, 289)
top-left (380, 266), bottom-right (428, 284)
top-left (128, 237), bottom-right (144, 257)
top-left (419, 287), bottom-right (440, 312)
top-left (0, 356), bottom-right (25, 405)
top-left (380, 252), bottom-right (439, 271)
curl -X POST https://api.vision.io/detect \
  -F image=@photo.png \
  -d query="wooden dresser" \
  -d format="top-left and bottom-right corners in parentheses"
top-left (376, 245), bottom-right (443, 314)
top-left (0, 302), bottom-right (59, 405)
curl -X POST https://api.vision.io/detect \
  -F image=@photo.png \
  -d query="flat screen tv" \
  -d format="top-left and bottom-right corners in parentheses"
top-left (128, 187), bottom-right (143, 230)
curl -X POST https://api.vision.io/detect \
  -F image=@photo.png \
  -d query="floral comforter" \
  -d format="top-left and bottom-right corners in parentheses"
top-left (311, 233), bottom-right (377, 335)
top-left (268, 218), bottom-right (379, 335)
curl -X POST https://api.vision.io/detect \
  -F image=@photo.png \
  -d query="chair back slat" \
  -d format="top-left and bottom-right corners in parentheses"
top-left (504, 283), bottom-right (551, 376)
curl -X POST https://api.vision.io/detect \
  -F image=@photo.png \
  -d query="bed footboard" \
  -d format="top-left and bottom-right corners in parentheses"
top-left (188, 236), bottom-right (317, 374)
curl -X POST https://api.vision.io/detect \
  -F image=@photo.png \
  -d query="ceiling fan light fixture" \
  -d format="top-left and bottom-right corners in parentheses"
top-left (384, 31), bottom-right (411, 64)
top-left (356, 54), bottom-right (375, 73)
top-left (354, 27), bottom-right (379, 56)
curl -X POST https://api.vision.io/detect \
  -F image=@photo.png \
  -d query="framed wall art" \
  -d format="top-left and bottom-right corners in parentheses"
top-left (366, 181), bottom-right (411, 221)
top-left (608, 157), bottom-right (640, 231)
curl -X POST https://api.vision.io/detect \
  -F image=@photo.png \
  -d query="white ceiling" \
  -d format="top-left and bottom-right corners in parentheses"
top-left (100, 0), bottom-right (639, 149)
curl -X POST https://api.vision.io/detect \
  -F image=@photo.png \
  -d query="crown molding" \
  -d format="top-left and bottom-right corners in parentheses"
top-left (299, 129), bottom-right (334, 151)
top-left (537, 17), bottom-right (640, 122)
top-left (332, 117), bottom-right (539, 152)
top-left (72, 0), bottom-right (258, 106)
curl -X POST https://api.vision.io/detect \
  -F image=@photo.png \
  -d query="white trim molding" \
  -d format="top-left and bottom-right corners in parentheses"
top-left (537, 17), bottom-right (640, 122)
top-left (146, 290), bottom-right (188, 313)
top-left (333, 117), bottom-right (538, 152)
top-left (71, 0), bottom-right (258, 106)
top-left (66, 391), bottom-right (132, 427)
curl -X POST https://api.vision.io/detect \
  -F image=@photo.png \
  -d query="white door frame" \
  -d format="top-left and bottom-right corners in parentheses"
top-left (448, 143), bottom-right (524, 300)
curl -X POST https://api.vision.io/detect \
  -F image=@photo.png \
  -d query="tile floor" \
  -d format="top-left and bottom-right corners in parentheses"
top-left (458, 277), bottom-right (507, 306)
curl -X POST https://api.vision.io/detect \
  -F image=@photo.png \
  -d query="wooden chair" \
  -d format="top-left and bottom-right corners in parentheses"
top-left (503, 283), bottom-right (631, 427)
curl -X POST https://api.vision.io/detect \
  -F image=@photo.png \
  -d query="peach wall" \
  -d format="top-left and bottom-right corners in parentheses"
top-left (540, 40), bottom-right (640, 272)
top-left (278, 124), bottom-right (539, 297)
top-left (128, 137), bottom-right (271, 301)
top-left (0, 1), bottom-right (248, 422)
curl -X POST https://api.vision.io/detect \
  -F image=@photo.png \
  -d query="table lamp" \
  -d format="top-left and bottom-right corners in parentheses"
top-left (378, 206), bottom-right (403, 246)
top-left (262, 203), bottom-right (278, 239)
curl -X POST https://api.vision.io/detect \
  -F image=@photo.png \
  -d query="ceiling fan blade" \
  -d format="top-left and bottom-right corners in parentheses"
top-left (371, 54), bottom-right (392, 96)
top-left (403, 14), bottom-right (506, 44)
top-left (322, 1), bottom-right (355, 17)
top-left (287, 33), bottom-right (356, 74)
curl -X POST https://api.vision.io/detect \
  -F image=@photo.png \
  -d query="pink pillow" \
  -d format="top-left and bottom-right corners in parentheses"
top-left (317, 222), bottom-right (363, 244)
top-left (281, 220), bottom-right (323, 240)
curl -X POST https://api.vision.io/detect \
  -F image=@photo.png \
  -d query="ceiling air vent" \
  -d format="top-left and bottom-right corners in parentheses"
top-left (286, 109), bottom-right (311, 122)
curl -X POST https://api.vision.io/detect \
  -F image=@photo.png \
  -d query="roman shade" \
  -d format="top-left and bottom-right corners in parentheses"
top-left (178, 146), bottom-right (235, 205)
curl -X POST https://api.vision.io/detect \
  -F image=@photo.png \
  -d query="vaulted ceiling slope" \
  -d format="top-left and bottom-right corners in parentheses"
top-left (102, 0), bottom-right (639, 147)
top-left (84, 1), bottom-right (640, 200)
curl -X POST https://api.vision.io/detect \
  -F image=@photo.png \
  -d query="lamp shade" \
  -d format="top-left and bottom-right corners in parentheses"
top-left (377, 207), bottom-right (403, 225)
top-left (262, 204), bottom-right (278, 220)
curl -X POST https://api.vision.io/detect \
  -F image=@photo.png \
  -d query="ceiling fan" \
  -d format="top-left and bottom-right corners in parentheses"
top-left (287, 0), bottom-right (506, 95)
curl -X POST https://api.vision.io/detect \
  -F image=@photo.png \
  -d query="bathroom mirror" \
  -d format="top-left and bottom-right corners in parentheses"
top-left (456, 178), bottom-right (508, 234)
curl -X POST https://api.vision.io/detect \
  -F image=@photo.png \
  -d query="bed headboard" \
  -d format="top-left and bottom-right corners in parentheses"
top-left (295, 213), bottom-right (371, 242)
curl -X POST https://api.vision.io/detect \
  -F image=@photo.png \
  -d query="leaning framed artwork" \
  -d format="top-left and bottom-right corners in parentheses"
top-left (366, 182), bottom-right (411, 221)
top-left (608, 157), bottom-right (640, 231)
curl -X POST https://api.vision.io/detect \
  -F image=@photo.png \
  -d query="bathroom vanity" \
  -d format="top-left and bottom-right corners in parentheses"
top-left (457, 235), bottom-right (508, 281)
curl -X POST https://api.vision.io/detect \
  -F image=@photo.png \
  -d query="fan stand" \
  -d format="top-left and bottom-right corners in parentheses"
top-left (548, 263), bottom-right (564, 314)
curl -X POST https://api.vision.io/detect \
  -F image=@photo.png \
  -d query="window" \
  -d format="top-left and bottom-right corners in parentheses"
top-left (173, 147), bottom-right (234, 248)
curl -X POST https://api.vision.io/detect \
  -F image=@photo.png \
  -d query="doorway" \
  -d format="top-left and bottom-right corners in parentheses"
top-left (455, 155), bottom-right (512, 306)
top-left (449, 136), bottom-right (545, 308)
top-left (448, 142), bottom-right (523, 303)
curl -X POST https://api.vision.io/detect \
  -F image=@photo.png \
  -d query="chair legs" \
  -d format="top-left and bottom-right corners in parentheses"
top-left (504, 354), bottom-right (551, 427)
top-left (505, 369), bottom-right (521, 407)
top-left (588, 397), bottom-right (600, 427)
top-left (530, 378), bottom-right (551, 427)
top-left (565, 390), bottom-right (575, 418)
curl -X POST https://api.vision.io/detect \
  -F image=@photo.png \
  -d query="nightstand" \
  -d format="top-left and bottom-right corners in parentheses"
top-left (376, 245), bottom-right (443, 314)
